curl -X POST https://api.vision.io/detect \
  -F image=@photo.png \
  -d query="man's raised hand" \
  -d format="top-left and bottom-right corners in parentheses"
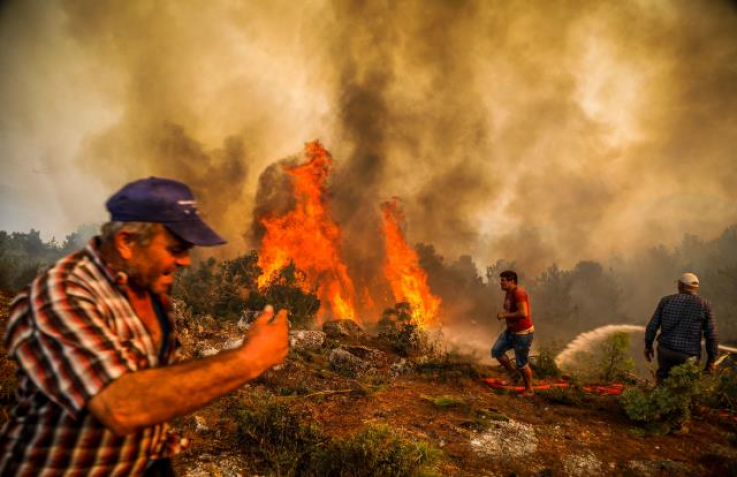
top-left (240, 305), bottom-right (289, 374)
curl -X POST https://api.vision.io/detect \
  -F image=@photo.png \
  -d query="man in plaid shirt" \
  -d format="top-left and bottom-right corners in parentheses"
top-left (644, 272), bottom-right (718, 383)
top-left (0, 178), bottom-right (289, 476)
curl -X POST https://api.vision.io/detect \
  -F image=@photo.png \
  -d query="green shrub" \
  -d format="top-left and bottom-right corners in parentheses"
top-left (421, 394), bottom-right (466, 409)
top-left (311, 424), bottom-right (441, 477)
top-left (530, 345), bottom-right (562, 379)
top-left (174, 253), bottom-right (320, 328)
top-left (378, 303), bottom-right (443, 358)
top-left (598, 332), bottom-right (636, 382)
top-left (619, 359), bottom-right (704, 433)
top-left (236, 392), bottom-right (441, 476)
top-left (697, 368), bottom-right (737, 412)
top-left (236, 392), bottom-right (324, 475)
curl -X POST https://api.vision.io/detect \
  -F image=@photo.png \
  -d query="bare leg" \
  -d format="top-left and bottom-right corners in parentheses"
top-left (497, 354), bottom-right (517, 378)
top-left (520, 364), bottom-right (533, 393)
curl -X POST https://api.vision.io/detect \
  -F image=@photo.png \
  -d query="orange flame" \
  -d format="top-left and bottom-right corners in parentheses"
top-left (381, 199), bottom-right (441, 328)
top-left (257, 141), bottom-right (356, 322)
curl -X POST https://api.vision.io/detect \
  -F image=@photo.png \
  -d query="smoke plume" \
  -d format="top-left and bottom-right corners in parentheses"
top-left (2, 0), bottom-right (737, 274)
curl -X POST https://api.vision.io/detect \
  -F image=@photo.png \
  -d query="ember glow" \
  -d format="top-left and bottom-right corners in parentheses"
top-left (257, 141), bottom-right (357, 322)
top-left (381, 199), bottom-right (441, 328)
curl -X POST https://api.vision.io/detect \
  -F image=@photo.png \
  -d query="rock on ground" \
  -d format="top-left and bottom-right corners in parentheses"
top-left (470, 419), bottom-right (538, 459)
top-left (340, 345), bottom-right (386, 365)
top-left (322, 319), bottom-right (366, 339)
top-left (329, 348), bottom-right (369, 375)
top-left (562, 450), bottom-right (603, 476)
top-left (289, 330), bottom-right (326, 350)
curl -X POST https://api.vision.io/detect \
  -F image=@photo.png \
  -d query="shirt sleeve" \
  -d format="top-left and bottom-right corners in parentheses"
top-left (6, 275), bottom-right (136, 418)
top-left (702, 300), bottom-right (718, 363)
top-left (644, 298), bottom-right (664, 349)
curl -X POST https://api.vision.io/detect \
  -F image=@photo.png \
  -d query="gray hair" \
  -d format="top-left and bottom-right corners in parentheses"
top-left (100, 221), bottom-right (160, 247)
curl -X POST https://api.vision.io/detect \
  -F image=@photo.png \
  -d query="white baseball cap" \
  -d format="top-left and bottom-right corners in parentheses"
top-left (677, 272), bottom-right (700, 288)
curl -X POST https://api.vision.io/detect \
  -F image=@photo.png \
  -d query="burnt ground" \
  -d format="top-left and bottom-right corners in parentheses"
top-left (1, 290), bottom-right (736, 476)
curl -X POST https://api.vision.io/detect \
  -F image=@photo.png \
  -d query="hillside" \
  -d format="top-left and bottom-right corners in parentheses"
top-left (1, 293), bottom-right (735, 476)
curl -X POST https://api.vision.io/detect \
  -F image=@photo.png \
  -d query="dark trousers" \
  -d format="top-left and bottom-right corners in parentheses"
top-left (656, 346), bottom-right (695, 384)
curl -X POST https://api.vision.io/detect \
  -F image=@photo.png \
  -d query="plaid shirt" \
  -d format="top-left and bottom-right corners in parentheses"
top-left (645, 292), bottom-right (718, 363)
top-left (0, 239), bottom-right (186, 476)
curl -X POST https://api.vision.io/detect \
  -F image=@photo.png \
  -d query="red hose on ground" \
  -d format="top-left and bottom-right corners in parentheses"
top-left (482, 377), bottom-right (625, 395)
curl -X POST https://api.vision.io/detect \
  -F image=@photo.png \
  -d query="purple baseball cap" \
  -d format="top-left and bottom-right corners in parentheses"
top-left (106, 177), bottom-right (226, 246)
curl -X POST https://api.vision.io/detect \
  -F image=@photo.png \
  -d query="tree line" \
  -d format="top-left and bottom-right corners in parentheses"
top-left (1, 224), bottom-right (735, 347)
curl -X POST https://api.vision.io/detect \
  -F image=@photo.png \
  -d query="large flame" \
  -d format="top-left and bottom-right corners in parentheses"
top-left (257, 141), bottom-right (357, 322)
top-left (381, 199), bottom-right (441, 328)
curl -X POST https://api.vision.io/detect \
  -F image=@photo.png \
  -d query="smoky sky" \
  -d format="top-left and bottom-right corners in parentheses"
top-left (2, 0), bottom-right (737, 273)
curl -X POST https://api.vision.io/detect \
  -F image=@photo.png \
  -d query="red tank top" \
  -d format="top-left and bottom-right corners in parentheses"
top-left (504, 286), bottom-right (533, 333)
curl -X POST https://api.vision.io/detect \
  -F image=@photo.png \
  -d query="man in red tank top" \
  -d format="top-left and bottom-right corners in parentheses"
top-left (491, 270), bottom-right (535, 396)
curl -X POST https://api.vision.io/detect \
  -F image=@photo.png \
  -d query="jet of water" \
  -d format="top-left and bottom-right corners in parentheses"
top-left (556, 324), bottom-right (737, 369)
top-left (555, 325), bottom-right (646, 369)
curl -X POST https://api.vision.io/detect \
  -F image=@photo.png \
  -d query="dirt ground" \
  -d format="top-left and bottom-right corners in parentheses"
top-left (1, 290), bottom-right (736, 476)
top-left (168, 327), bottom-right (737, 476)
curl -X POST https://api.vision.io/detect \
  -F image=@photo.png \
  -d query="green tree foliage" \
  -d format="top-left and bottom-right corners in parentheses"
top-left (598, 332), bottom-right (635, 382)
top-left (2, 222), bottom-right (737, 346)
top-left (0, 228), bottom-right (94, 291)
top-left (261, 261), bottom-right (320, 329)
top-left (173, 254), bottom-right (320, 327)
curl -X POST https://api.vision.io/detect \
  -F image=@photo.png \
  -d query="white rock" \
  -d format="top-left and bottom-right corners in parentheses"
top-left (470, 419), bottom-right (538, 459)
top-left (223, 337), bottom-right (244, 350)
top-left (194, 415), bottom-right (209, 433)
top-left (198, 346), bottom-right (219, 357)
top-left (289, 330), bottom-right (326, 350)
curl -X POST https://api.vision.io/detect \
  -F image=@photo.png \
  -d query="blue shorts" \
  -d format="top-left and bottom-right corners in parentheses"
top-left (491, 330), bottom-right (534, 369)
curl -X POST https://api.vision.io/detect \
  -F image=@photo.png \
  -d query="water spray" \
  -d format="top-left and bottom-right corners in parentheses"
top-left (556, 324), bottom-right (737, 369)
top-left (555, 325), bottom-right (645, 369)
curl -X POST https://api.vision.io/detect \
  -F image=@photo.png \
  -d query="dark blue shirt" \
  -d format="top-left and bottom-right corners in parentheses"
top-left (645, 292), bottom-right (718, 363)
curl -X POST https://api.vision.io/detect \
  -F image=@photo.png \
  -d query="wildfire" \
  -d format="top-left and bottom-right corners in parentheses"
top-left (381, 199), bottom-right (441, 328)
top-left (257, 141), bottom-right (357, 322)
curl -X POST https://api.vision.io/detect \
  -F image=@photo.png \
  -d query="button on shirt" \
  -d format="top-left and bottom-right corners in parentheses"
top-left (0, 239), bottom-right (186, 476)
top-left (645, 292), bottom-right (718, 363)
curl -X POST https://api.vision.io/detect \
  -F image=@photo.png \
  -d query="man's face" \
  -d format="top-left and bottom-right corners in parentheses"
top-left (500, 277), bottom-right (514, 291)
top-left (126, 226), bottom-right (192, 295)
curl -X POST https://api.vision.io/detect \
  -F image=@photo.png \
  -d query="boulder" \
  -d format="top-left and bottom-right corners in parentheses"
top-left (322, 319), bottom-right (366, 339)
top-left (341, 345), bottom-right (386, 365)
top-left (329, 348), bottom-right (369, 375)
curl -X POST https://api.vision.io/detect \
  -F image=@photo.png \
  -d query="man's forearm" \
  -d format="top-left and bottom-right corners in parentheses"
top-left (89, 346), bottom-right (270, 435)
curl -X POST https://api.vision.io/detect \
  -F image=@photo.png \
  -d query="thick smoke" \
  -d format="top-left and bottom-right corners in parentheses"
top-left (2, 0), bottom-right (737, 283)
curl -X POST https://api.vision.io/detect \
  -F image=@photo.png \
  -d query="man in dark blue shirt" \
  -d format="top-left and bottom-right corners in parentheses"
top-left (644, 272), bottom-right (718, 383)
